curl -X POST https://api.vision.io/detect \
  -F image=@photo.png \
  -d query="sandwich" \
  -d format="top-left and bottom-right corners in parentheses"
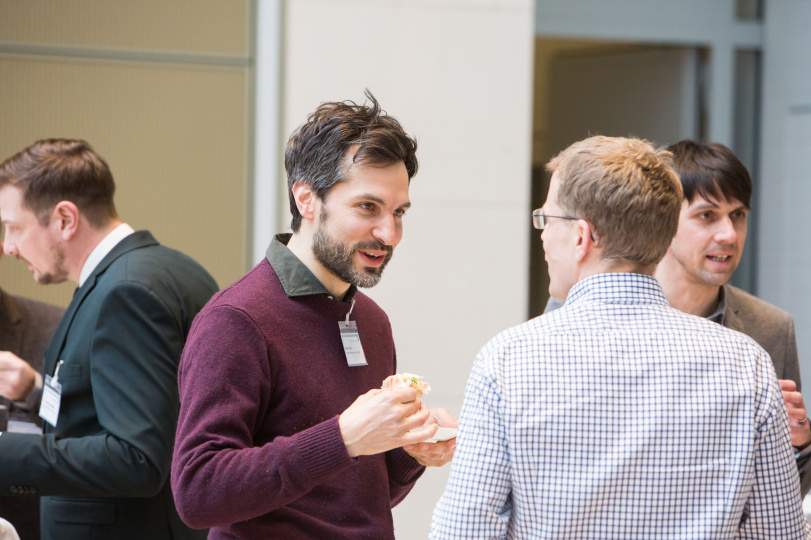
top-left (381, 372), bottom-right (431, 398)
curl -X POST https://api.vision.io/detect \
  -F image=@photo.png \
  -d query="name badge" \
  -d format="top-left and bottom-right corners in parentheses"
top-left (39, 374), bottom-right (62, 428)
top-left (339, 320), bottom-right (368, 367)
top-left (7, 420), bottom-right (43, 435)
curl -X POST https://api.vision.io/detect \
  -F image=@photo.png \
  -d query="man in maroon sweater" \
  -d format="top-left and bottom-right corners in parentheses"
top-left (172, 91), bottom-right (456, 539)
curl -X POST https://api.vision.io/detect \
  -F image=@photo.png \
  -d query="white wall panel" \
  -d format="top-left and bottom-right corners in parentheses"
top-left (758, 0), bottom-right (811, 386)
top-left (282, 1), bottom-right (534, 537)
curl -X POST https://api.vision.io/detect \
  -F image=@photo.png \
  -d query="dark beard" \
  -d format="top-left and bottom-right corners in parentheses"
top-left (33, 244), bottom-right (69, 285)
top-left (311, 211), bottom-right (393, 289)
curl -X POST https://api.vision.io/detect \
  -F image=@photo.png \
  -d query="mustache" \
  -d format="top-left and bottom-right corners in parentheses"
top-left (354, 241), bottom-right (393, 255)
top-left (704, 244), bottom-right (737, 253)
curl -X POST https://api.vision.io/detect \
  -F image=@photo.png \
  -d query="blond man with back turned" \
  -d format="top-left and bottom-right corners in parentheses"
top-left (430, 136), bottom-right (809, 539)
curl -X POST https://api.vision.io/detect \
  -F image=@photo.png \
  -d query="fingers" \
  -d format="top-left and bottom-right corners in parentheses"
top-left (0, 351), bottom-right (27, 369)
top-left (404, 436), bottom-right (455, 454)
top-left (787, 408), bottom-right (807, 425)
top-left (403, 438), bottom-right (456, 467)
top-left (783, 390), bottom-right (806, 409)
top-left (780, 379), bottom-right (798, 392)
top-left (0, 354), bottom-right (37, 400)
top-left (340, 388), bottom-right (434, 457)
top-left (429, 407), bottom-right (459, 428)
top-left (783, 392), bottom-right (809, 447)
top-left (402, 403), bottom-right (432, 431)
top-left (782, 387), bottom-right (807, 423)
top-left (400, 422), bottom-right (439, 446)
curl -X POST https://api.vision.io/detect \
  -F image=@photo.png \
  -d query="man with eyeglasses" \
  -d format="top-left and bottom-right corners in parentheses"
top-left (547, 139), bottom-right (811, 499)
top-left (430, 136), bottom-right (809, 539)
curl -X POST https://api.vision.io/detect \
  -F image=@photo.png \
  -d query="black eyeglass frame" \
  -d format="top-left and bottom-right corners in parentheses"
top-left (531, 209), bottom-right (581, 230)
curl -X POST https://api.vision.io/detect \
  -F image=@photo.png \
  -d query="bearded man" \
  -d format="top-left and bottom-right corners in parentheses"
top-left (171, 91), bottom-right (456, 539)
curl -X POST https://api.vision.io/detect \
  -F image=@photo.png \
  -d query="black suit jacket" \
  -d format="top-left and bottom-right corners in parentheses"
top-left (0, 290), bottom-right (64, 540)
top-left (0, 231), bottom-right (218, 540)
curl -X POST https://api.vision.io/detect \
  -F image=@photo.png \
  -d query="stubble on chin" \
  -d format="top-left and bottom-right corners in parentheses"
top-left (312, 230), bottom-right (390, 289)
top-left (34, 245), bottom-right (69, 285)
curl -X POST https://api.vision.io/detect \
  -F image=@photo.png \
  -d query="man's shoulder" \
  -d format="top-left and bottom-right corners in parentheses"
top-left (481, 299), bottom-right (764, 362)
top-left (477, 314), bottom-right (557, 359)
top-left (115, 239), bottom-right (209, 276)
top-left (725, 284), bottom-right (793, 324)
top-left (723, 285), bottom-right (796, 374)
top-left (205, 259), bottom-right (278, 309)
top-left (100, 236), bottom-right (216, 293)
top-left (351, 290), bottom-right (388, 319)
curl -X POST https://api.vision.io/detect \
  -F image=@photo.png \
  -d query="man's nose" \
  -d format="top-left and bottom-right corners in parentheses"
top-left (714, 217), bottom-right (737, 244)
top-left (373, 216), bottom-right (399, 247)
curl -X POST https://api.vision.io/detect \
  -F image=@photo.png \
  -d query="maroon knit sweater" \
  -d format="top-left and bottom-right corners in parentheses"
top-left (172, 259), bottom-right (425, 539)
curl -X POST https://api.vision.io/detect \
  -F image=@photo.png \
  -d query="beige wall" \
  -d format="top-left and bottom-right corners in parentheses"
top-left (283, 0), bottom-right (535, 537)
top-left (0, 1), bottom-right (251, 306)
top-left (0, 0), bottom-right (247, 53)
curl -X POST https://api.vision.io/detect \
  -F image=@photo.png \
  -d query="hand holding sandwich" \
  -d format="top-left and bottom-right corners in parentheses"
top-left (339, 387), bottom-right (438, 458)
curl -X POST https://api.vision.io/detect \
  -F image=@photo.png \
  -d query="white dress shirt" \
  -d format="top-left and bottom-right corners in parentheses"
top-left (79, 223), bottom-right (135, 287)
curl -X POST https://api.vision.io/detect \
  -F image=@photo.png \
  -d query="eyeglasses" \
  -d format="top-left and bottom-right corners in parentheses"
top-left (532, 209), bottom-right (581, 230)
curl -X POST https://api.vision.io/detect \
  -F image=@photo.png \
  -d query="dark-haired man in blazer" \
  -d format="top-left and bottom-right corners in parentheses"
top-left (654, 139), bottom-right (810, 497)
top-left (0, 139), bottom-right (218, 539)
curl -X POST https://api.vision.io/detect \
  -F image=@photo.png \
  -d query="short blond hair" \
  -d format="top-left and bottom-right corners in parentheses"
top-left (546, 136), bottom-right (683, 266)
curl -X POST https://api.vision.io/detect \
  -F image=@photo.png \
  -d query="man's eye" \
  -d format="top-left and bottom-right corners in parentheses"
top-left (359, 203), bottom-right (375, 211)
top-left (394, 209), bottom-right (407, 218)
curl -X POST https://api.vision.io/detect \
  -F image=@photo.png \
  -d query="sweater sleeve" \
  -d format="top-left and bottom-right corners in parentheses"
top-left (171, 305), bottom-right (356, 529)
top-left (385, 447), bottom-right (425, 507)
top-left (382, 333), bottom-right (426, 507)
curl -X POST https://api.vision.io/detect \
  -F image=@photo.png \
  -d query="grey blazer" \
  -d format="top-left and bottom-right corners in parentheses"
top-left (0, 290), bottom-right (64, 540)
top-left (723, 285), bottom-right (810, 498)
top-left (723, 284), bottom-right (800, 387)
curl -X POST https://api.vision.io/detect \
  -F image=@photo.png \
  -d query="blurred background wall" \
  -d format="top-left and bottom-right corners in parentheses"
top-left (3, 1), bottom-right (811, 538)
top-left (0, 0), bottom-right (252, 304)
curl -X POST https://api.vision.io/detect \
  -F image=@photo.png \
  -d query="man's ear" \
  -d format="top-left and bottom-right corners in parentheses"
top-left (51, 201), bottom-right (80, 240)
top-left (574, 219), bottom-right (594, 263)
top-left (291, 183), bottom-right (317, 222)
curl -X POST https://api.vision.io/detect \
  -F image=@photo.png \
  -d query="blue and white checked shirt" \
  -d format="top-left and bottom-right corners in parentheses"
top-left (430, 273), bottom-right (810, 539)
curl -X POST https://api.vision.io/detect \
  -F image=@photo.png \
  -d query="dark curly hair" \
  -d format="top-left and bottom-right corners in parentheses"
top-left (284, 90), bottom-right (418, 232)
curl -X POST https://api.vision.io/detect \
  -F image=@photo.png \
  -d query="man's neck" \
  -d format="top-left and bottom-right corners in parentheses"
top-left (579, 257), bottom-right (656, 282)
top-left (656, 269), bottom-right (721, 317)
top-left (286, 232), bottom-right (351, 299)
top-left (68, 219), bottom-right (124, 284)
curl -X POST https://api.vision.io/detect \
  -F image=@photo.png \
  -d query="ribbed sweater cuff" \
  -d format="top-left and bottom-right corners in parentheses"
top-left (386, 447), bottom-right (425, 486)
top-left (297, 416), bottom-right (354, 481)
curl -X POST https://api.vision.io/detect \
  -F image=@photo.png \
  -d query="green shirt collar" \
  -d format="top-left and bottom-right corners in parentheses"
top-left (266, 233), bottom-right (357, 302)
